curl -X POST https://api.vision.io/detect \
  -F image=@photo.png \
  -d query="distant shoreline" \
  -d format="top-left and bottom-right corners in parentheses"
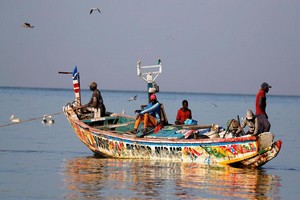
top-left (1, 86), bottom-right (299, 98)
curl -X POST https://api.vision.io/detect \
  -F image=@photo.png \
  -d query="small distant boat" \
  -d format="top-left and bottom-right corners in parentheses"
top-left (63, 61), bottom-right (282, 168)
top-left (10, 115), bottom-right (21, 123)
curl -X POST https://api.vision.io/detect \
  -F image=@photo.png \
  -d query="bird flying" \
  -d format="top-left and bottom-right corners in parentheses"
top-left (128, 95), bottom-right (137, 101)
top-left (90, 8), bottom-right (101, 14)
top-left (22, 22), bottom-right (34, 28)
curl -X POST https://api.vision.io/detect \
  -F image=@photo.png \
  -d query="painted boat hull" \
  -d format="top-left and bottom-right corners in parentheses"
top-left (64, 106), bottom-right (282, 168)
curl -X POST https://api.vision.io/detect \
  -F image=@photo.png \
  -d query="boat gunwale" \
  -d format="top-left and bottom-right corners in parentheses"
top-left (64, 107), bottom-right (258, 145)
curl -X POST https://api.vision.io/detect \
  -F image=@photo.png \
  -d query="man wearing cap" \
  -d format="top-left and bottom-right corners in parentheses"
top-left (238, 109), bottom-right (260, 136)
top-left (130, 94), bottom-right (161, 134)
top-left (82, 82), bottom-right (106, 117)
top-left (255, 82), bottom-right (271, 133)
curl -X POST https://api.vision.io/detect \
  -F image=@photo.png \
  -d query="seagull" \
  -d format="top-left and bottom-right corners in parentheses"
top-left (22, 22), bottom-right (34, 28)
top-left (10, 115), bottom-right (21, 123)
top-left (48, 115), bottom-right (55, 124)
top-left (90, 8), bottom-right (101, 14)
top-left (42, 115), bottom-right (47, 124)
top-left (128, 95), bottom-right (137, 101)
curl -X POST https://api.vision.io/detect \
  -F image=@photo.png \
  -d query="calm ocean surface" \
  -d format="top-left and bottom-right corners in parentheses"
top-left (0, 87), bottom-right (300, 199)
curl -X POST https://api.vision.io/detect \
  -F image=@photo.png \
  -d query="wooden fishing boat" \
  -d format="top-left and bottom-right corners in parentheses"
top-left (63, 61), bottom-right (282, 168)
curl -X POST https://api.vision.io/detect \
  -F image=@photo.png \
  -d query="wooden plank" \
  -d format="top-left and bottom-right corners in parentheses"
top-left (81, 116), bottom-right (118, 123)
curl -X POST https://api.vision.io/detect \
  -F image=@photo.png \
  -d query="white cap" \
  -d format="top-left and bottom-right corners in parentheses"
top-left (246, 109), bottom-right (254, 120)
top-left (148, 87), bottom-right (156, 93)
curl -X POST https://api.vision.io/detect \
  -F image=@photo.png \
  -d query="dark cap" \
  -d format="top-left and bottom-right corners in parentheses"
top-left (261, 82), bottom-right (272, 89)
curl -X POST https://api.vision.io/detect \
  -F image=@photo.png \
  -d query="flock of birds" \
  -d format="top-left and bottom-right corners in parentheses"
top-left (9, 114), bottom-right (54, 124)
top-left (9, 94), bottom-right (133, 125)
top-left (41, 115), bottom-right (55, 124)
top-left (22, 8), bottom-right (101, 29)
top-left (17, 7), bottom-right (102, 125)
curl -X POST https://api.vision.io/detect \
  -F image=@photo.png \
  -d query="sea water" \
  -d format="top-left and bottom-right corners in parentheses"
top-left (0, 87), bottom-right (300, 199)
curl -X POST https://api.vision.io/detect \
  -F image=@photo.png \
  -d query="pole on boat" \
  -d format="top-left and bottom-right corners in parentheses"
top-left (58, 66), bottom-right (82, 107)
top-left (137, 59), bottom-right (162, 100)
top-left (72, 66), bottom-right (82, 107)
top-left (136, 59), bottom-right (168, 125)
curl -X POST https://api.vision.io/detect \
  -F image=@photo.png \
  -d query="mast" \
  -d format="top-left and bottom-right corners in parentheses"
top-left (58, 66), bottom-right (82, 107)
top-left (137, 59), bottom-right (162, 100)
top-left (72, 66), bottom-right (82, 106)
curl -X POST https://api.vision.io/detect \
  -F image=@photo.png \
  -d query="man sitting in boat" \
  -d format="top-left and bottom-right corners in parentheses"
top-left (226, 119), bottom-right (240, 137)
top-left (237, 109), bottom-right (260, 136)
top-left (175, 100), bottom-right (192, 125)
top-left (129, 94), bottom-right (161, 134)
top-left (82, 82), bottom-right (106, 117)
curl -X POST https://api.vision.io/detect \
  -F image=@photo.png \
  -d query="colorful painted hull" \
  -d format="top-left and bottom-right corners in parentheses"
top-left (64, 105), bottom-right (282, 168)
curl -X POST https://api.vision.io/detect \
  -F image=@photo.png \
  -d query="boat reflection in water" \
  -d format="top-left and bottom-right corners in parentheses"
top-left (62, 156), bottom-right (281, 199)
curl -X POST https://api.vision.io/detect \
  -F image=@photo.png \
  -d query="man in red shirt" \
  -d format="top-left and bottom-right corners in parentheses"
top-left (175, 100), bottom-right (192, 125)
top-left (255, 82), bottom-right (271, 133)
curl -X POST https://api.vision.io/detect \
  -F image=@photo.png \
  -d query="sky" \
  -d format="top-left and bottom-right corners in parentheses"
top-left (0, 0), bottom-right (299, 96)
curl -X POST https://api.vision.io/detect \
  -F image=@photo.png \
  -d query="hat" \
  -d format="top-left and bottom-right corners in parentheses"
top-left (246, 109), bottom-right (254, 120)
top-left (148, 87), bottom-right (157, 93)
top-left (261, 82), bottom-right (272, 88)
top-left (150, 94), bottom-right (157, 100)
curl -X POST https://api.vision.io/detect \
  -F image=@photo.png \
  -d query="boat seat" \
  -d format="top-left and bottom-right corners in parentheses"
top-left (145, 126), bottom-right (184, 139)
top-left (105, 123), bottom-right (129, 128)
top-left (81, 116), bottom-right (118, 123)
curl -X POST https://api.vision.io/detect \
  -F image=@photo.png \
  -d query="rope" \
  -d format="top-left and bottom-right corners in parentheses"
top-left (0, 111), bottom-right (64, 128)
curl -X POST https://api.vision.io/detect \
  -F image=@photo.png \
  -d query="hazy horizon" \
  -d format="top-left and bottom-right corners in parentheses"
top-left (1, 85), bottom-right (300, 97)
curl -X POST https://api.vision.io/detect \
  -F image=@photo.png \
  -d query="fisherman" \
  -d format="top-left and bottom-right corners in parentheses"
top-left (255, 82), bottom-right (271, 133)
top-left (226, 119), bottom-right (240, 137)
top-left (129, 94), bottom-right (161, 134)
top-left (175, 100), bottom-right (192, 125)
top-left (82, 82), bottom-right (106, 117)
top-left (237, 109), bottom-right (260, 136)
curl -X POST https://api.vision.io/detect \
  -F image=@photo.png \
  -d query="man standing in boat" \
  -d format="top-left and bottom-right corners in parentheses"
top-left (130, 94), bottom-right (161, 134)
top-left (255, 82), bottom-right (271, 133)
top-left (82, 82), bottom-right (106, 117)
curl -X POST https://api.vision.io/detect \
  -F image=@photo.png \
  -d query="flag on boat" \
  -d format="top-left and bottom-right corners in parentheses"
top-left (72, 66), bottom-right (81, 105)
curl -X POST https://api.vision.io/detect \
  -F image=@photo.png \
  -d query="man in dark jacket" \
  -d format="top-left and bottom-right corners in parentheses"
top-left (82, 82), bottom-right (106, 117)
